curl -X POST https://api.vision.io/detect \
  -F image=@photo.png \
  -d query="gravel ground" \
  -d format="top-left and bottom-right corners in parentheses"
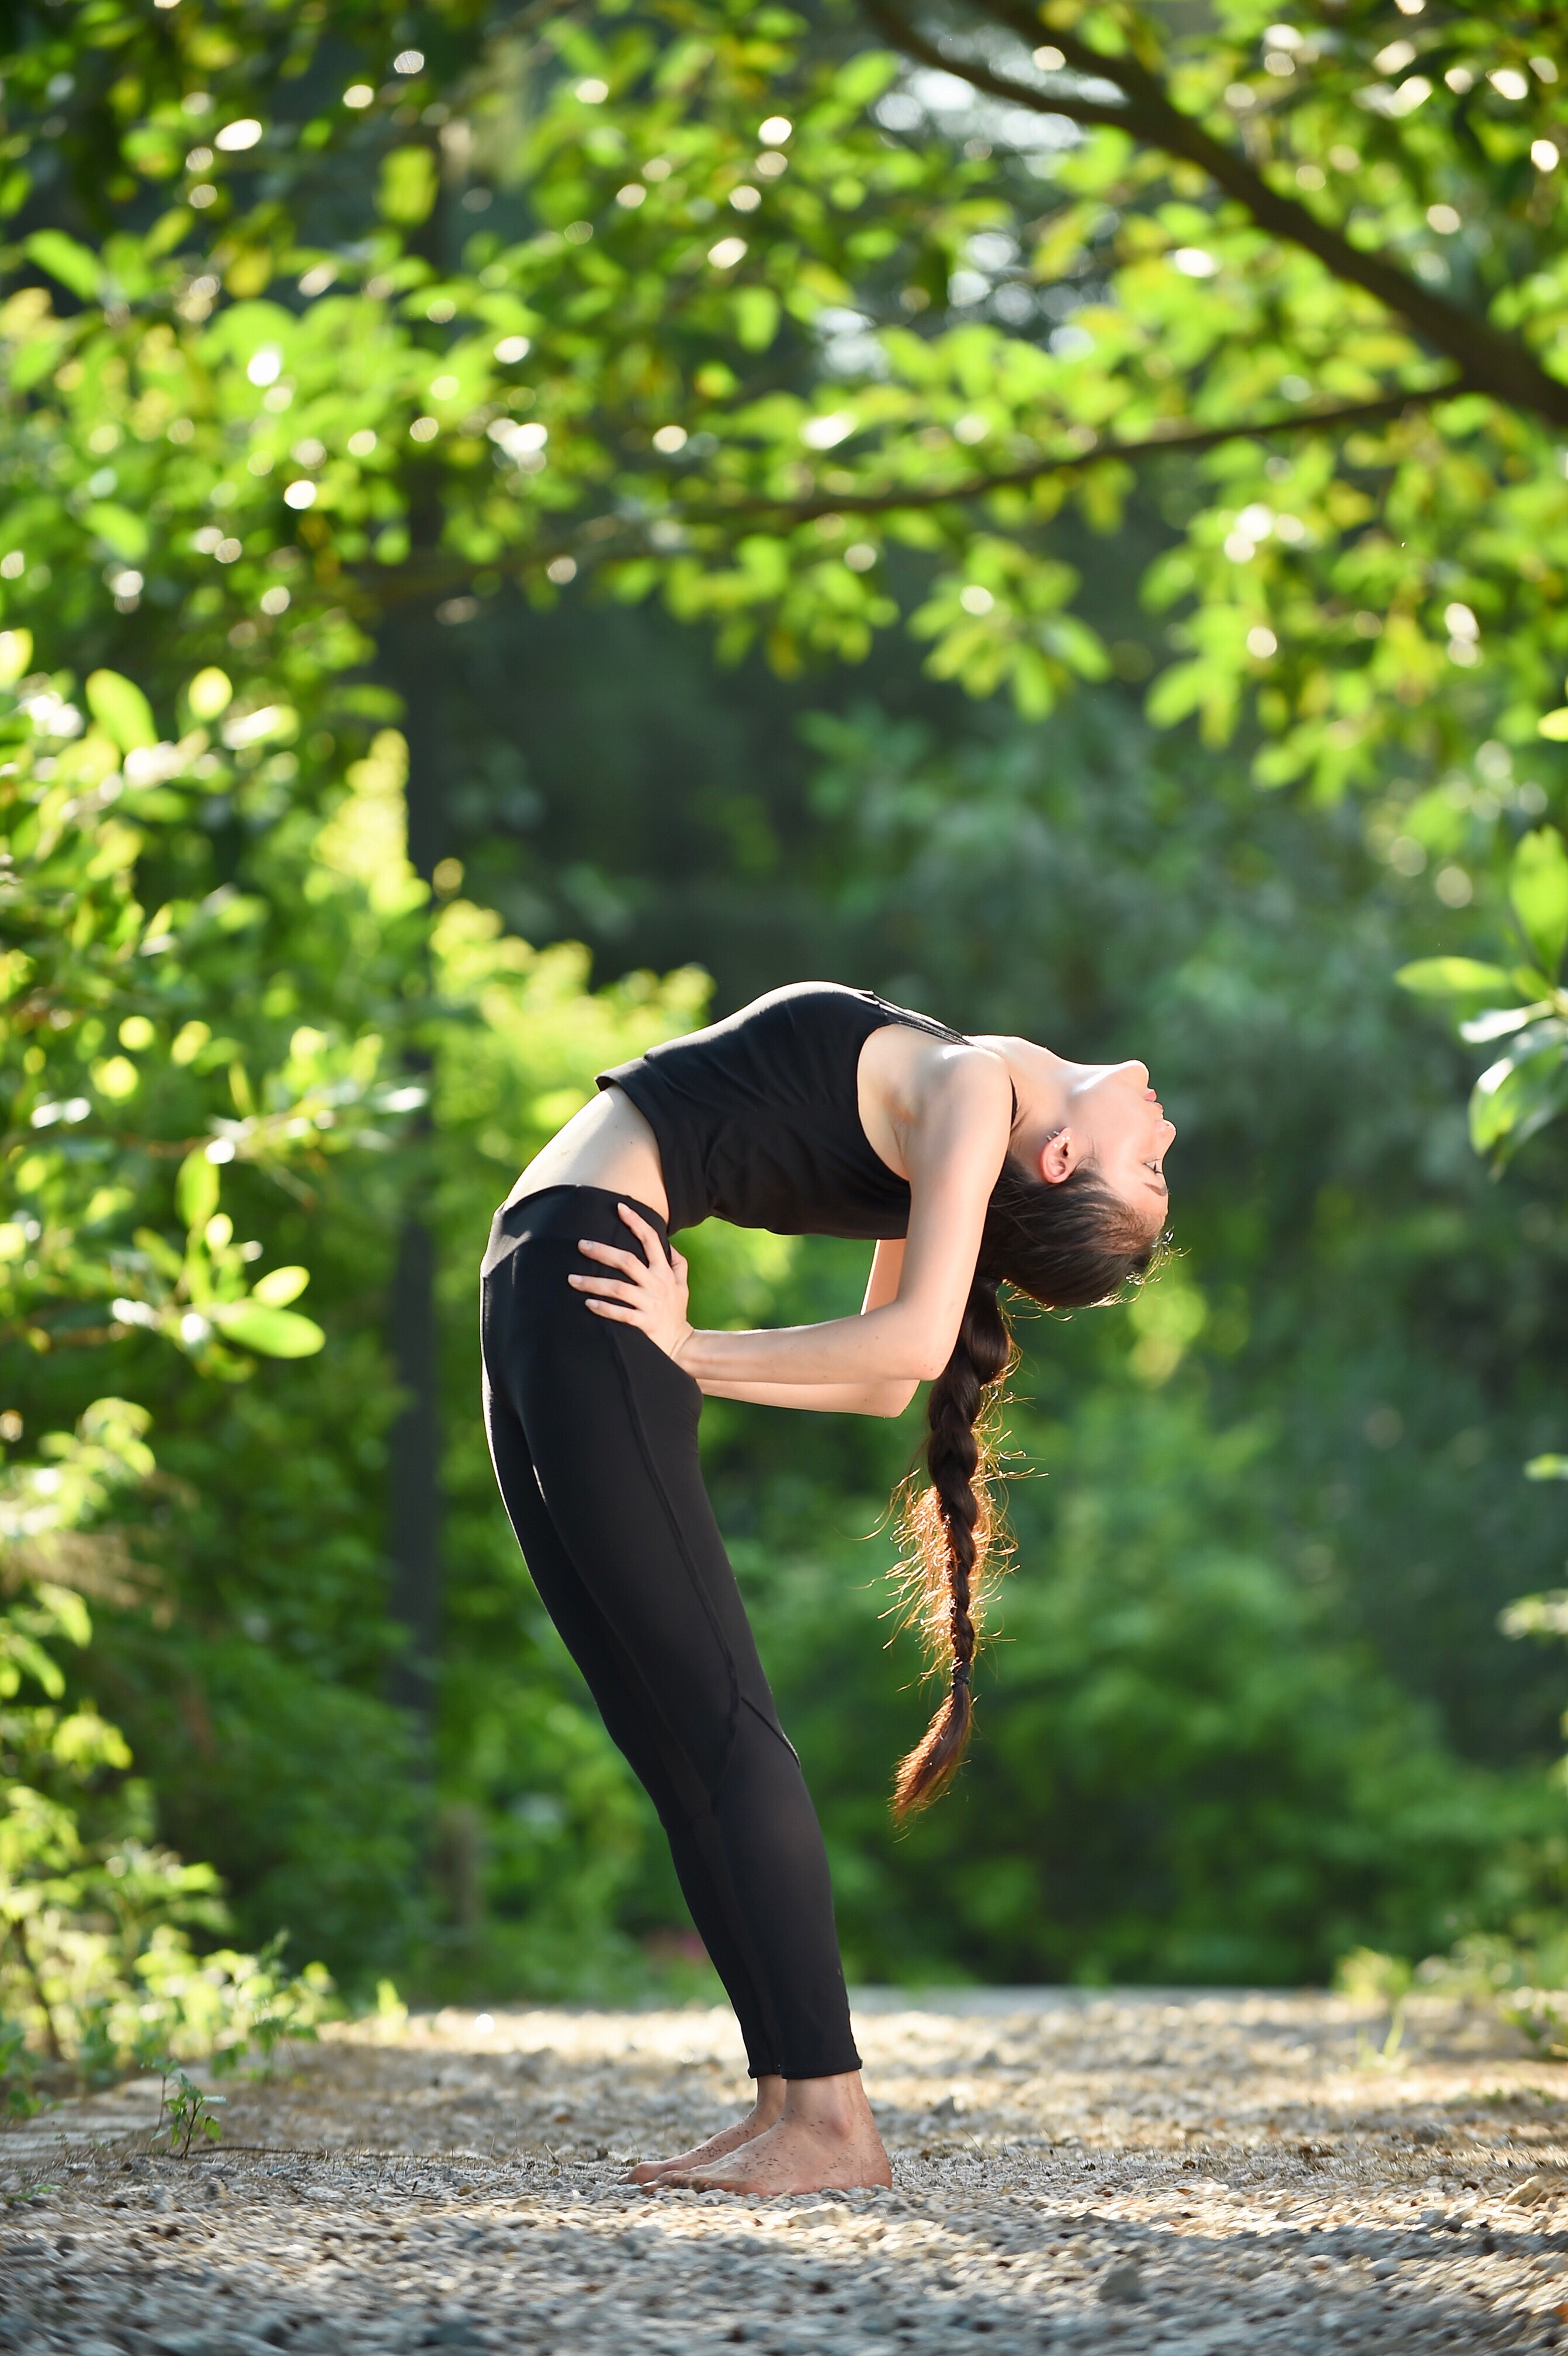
top-left (2, 1988), bottom-right (1564, 2354)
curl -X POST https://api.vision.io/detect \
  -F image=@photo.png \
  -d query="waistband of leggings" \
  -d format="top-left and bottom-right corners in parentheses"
top-left (483, 1183), bottom-right (669, 1276)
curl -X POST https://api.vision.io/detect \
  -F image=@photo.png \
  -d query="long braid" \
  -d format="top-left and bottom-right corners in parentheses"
top-left (887, 1149), bottom-right (1164, 1816)
top-left (891, 1274), bottom-right (1013, 1815)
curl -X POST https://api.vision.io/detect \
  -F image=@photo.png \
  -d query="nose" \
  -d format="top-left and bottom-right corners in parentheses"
top-left (1116, 1059), bottom-right (1149, 1087)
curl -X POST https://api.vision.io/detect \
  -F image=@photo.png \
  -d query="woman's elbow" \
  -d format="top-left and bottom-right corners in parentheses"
top-left (880, 1308), bottom-right (955, 1385)
top-left (877, 1378), bottom-right (922, 1417)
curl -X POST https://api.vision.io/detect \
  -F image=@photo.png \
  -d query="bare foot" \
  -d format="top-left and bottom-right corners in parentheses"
top-left (654, 2071), bottom-right (891, 2198)
top-left (660, 2113), bottom-right (892, 2198)
top-left (627, 2077), bottom-right (784, 2184)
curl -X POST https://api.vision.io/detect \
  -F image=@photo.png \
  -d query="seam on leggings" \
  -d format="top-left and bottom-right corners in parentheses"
top-left (740, 1691), bottom-right (803, 1769)
top-left (605, 1328), bottom-right (742, 1793)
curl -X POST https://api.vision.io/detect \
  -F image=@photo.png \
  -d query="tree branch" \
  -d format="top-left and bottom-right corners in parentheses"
top-left (675, 389), bottom-right (1443, 522)
top-left (363, 385), bottom-right (1448, 606)
top-left (864, 0), bottom-right (1568, 429)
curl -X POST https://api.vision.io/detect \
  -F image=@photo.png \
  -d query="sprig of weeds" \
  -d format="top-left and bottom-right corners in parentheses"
top-left (1338, 1929), bottom-right (1568, 2062)
top-left (1338, 1946), bottom-right (1413, 2071)
top-left (372, 1977), bottom-right (408, 2043)
top-left (2, 2178), bottom-right (57, 2208)
top-left (1354, 1998), bottom-right (1409, 2072)
top-left (154, 2063), bottom-right (225, 2158)
top-left (1501, 1990), bottom-right (1568, 2060)
top-left (207, 1934), bottom-right (325, 2081)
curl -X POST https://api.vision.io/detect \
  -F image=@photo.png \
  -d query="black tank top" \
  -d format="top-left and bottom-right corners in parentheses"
top-left (596, 981), bottom-right (976, 1238)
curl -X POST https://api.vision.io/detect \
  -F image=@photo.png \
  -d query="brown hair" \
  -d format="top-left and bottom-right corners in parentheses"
top-left (890, 1155), bottom-right (1161, 1815)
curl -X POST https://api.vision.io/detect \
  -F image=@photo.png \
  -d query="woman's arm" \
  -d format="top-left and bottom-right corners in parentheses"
top-left (697, 1240), bottom-right (918, 1416)
top-left (696, 1375), bottom-right (917, 1415)
top-left (570, 1047), bottom-right (1011, 1387)
top-left (861, 1234), bottom-right (906, 1315)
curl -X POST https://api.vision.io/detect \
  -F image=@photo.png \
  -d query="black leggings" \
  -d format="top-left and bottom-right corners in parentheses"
top-left (479, 1184), bottom-right (861, 2081)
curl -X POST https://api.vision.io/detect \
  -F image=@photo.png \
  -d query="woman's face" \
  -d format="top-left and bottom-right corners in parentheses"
top-left (1040, 1058), bottom-right (1175, 1232)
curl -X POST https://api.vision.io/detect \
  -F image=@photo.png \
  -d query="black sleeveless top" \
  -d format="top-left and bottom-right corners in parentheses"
top-left (596, 981), bottom-right (974, 1238)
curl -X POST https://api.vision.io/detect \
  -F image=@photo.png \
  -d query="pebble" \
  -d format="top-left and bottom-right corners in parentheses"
top-left (0, 1991), bottom-right (1560, 2351)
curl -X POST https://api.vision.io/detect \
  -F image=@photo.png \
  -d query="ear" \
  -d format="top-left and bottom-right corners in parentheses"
top-left (1039, 1126), bottom-right (1078, 1186)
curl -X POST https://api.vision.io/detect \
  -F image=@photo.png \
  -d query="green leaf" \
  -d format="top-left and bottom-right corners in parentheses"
top-left (1510, 828), bottom-right (1568, 982)
top-left (832, 49), bottom-right (899, 108)
top-left (0, 629), bottom-right (33, 687)
top-left (1469, 1038), bottom-right (1568, 1160)
top-left (186, 667), bottom-right (233, 722)
top-left (732, 286), bottom-right (780, 352)
top-left (1499, 1589), bottom-right (1568, 1638)
top-left (23, 228), bottom-right (102, 302)
top-left (1538, 709), bottom-right (1568, 742)
top-left (1461, 1003), bottom-right (1548, 1044)
top-left (85, 670), bottom-right (157, 755)
top-left (210, 1302), bottom-right (326, 1358)
top-left (34, 1581), bottom-right (91, 1648)
top-left (1525, 1456), bottom-right (1568, 1481)
top-left (377, 146), bottom-right (438, 227)
top-left (1393, 958), bottom-right (1518, 1002)
top-left (144, 207), bottom-right (193, 261)
top-left (82, 504), bottom-right (150, 563)
top-left (175, 1149), bottom-right (220, 1235)
top-left (251, 1265), bottom-right (308, 1308)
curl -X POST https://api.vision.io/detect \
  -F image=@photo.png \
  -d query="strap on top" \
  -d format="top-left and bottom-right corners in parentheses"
top-left (869, 993), bottom-right (1019, 1130)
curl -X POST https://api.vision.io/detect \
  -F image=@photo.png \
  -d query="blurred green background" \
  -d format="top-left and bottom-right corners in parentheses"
top-left (4, 0), bottom-right (1568, 2075)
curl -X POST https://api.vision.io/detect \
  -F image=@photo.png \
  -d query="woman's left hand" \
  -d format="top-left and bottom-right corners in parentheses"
top-left (570, 1203), bottom-right (694, 1365)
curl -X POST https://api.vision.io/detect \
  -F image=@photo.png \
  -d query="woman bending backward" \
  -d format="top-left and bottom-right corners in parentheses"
top-left (480, 983), bottom-right (1173, 2196)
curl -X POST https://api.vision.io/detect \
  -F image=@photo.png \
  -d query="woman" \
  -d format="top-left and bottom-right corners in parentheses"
top-left (480, 982), bottom-right (1173, 2196)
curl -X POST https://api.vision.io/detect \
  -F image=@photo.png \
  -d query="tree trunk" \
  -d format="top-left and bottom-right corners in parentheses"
top-left (383, 489), bottom-right (446, 1727)
top-left (386, 1208), bottom-right (441, 1719)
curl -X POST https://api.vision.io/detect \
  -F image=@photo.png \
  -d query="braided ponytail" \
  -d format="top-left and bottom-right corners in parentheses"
top-left (890, 1152), bottom-right (1164, 1817)
top-left (891, 1274), bottom-right (1013, 1815)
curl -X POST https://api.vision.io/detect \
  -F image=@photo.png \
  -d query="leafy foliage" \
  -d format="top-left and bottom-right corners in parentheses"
top-left (1, 0), bottom-right (1566, 2019)
top-left (0, 1398), bottom-right (332, 2105)
top-left (0, 635), bottom-right (436, 2022)
top-left (1, 0), bottom-right (1564, 769)
top-left (1399, 823), bottom-right (1568, 1162)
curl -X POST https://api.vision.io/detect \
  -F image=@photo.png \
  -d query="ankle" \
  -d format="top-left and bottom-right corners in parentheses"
top-left (751, 2074), bottom-right (786, 2125)
top-left (780, 2071), bottom-right (865, 2133)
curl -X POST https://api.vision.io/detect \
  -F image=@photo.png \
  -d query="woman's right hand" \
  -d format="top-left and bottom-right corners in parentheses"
top-left (569, 1202), bottom-right (695, 1366)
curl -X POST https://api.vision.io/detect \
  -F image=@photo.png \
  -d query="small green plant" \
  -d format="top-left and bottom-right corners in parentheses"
top-left (2, 2177), bottom-right (57, 2208)
top-left (1337, 1946), bottom-right (1414, 2071)
top-left (1502, 1990), bottom-right (1568, 2060)
top-left (1435, 1931), bottom-right (1568, 2059)
top-left (1354, 2002), bottom-right (1409, 2072)
top-left (1338, 1929), bottom-right (1568, 2062)
top-left (371, 1976), bottom-right (408, 2043)
top-left (154, 2064), bottom-right (225, 2159)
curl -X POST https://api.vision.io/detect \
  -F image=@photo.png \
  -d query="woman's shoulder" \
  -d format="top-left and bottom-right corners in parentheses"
top-left (864, 1018), bottom-right (1012, 1104)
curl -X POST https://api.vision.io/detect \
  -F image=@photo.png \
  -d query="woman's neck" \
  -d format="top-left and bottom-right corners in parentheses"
top-left (974, 1035), bottom-right (1077, 1145)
